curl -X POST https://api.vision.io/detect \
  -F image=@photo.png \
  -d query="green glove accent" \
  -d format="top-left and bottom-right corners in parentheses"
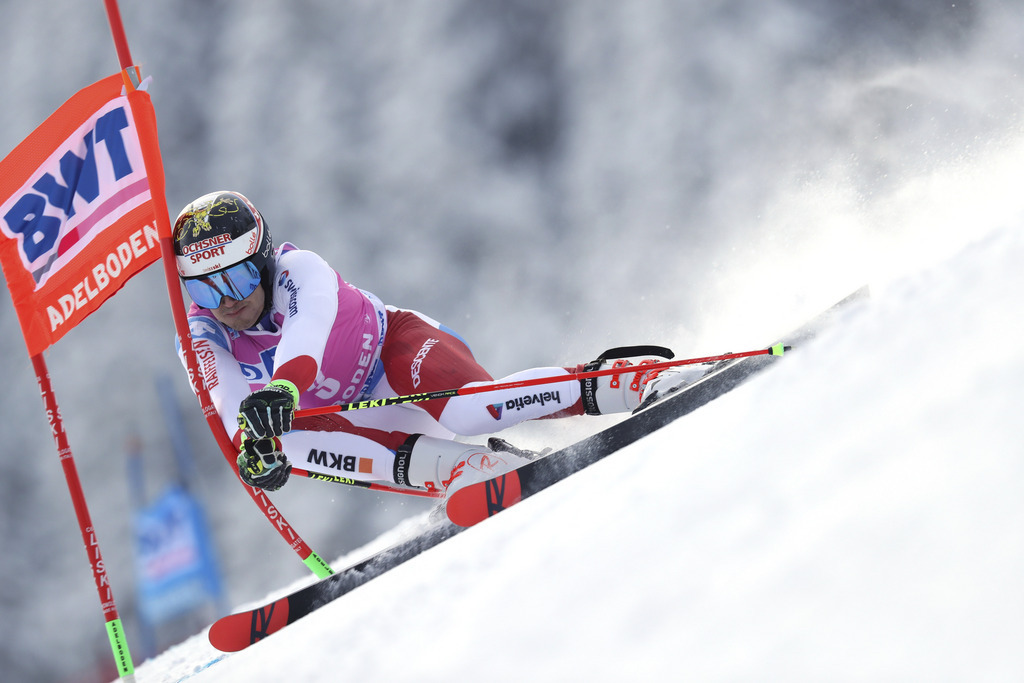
top-left (237, 436), bottom-right (292, 491)
top-left (269, 378), bottom-right (300, 404)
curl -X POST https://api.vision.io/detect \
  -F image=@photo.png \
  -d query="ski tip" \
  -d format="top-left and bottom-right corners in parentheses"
top-left (209, 597), bottom-right (291, 652)
top-left (445, 471), bottom-right (523, 528)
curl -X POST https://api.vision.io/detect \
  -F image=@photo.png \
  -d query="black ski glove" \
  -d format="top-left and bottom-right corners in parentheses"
top-left (237, 379), bottom-right (299, 439)
top-left (237, 436), bottom-right (292, 491)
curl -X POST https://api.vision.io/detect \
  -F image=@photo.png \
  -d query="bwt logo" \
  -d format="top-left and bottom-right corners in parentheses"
top-left (1, 106), bottom-right (135, 281)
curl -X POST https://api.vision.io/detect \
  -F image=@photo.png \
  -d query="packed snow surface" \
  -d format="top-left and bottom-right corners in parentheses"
top-left (135, 225), bottom-right (1024, 681)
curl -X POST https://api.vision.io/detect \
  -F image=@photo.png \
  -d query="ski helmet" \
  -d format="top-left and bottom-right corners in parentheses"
top-left (173, 191), bottom-right (275, 312)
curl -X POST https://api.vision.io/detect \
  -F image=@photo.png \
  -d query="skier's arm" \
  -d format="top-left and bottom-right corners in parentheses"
top-left (270, 249), bottom-right (379, 398)
top-left (267, 250), bottom-right (340, 393)
top-left (176, 314), bottom-right (253, 442)
top-left (237, 250), bottom-right (347, 440)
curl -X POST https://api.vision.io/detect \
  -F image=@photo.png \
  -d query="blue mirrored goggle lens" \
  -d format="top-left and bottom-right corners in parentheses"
top-left (184, 261), bottom-right (261, 309)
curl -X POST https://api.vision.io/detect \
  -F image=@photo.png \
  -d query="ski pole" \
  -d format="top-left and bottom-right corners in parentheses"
top-left (295, 344), bottom-right (790, 419)
top-left (290, 468), bottom-right (444, 498)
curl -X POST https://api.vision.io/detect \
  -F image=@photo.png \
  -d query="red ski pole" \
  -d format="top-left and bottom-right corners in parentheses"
top-left (289, 468), bottom-right (444, 498)
top-left (296, 344), bottom-right (789, 419)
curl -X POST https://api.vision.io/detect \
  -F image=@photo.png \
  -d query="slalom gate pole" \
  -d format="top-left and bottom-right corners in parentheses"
top-left (295, 344), bottom-right (790, 419)
top-left (132, 78), bottom-right (334, 580)
top-left (102, 0), bottom-right (334, 579)
top-left (31, 354), bottom-right (135, 679)
top-left (133, 83), bottom-right (332, 579)
top-left (16, 5), bottom-right (151, 680)
top-left (102, 0), bottom-right (133, 68)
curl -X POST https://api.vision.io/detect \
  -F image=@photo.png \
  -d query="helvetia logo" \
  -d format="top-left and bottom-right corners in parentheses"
top-left (487, 403), bottom-right (504, 420)
top-left (505, 391), bottom-right (561, 412)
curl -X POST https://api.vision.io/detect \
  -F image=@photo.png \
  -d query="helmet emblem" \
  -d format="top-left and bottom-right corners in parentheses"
top-left (176, 196), bottom-right (242, 241)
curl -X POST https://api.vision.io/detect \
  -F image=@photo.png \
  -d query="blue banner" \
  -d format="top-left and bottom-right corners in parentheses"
top-left (133, 486), bottom-right (223, 624)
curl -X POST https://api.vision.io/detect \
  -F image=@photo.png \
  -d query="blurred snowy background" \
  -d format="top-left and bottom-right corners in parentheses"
top-left (1, 1), bottom-right (1021, 681)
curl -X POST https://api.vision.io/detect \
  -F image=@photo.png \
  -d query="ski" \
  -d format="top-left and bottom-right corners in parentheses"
top-left (446, 287), bottom-right (868, 526)
top-left (207, 287), bottom-right (866, 652)
top-left (208, 520), bottom-right (463, 652)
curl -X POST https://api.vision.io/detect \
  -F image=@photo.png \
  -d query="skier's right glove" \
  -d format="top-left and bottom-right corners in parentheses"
top-left (237, 436), bottom-right (292, 491)
top-left (237, 379), bottom-right (299, 440)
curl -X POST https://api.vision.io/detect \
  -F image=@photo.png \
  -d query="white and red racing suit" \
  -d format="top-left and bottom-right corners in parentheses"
top-left (178, 243), bottom-right (585, 485)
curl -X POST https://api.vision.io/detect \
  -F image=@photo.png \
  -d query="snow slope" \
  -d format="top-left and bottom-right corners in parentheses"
top-left (3, 3), bottom-right (1022, 681)
top-left (132, 223), bottom-right (1024, 682)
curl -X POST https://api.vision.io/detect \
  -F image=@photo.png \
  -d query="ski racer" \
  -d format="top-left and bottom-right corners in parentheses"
top-left (173, 191), bottom-right (702, 510)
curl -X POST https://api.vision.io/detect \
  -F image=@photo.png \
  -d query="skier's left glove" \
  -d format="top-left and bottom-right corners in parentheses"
top-left (237, 436), bottom-right (292, 491)
top-left (237, 379), bottom-right (300, 439)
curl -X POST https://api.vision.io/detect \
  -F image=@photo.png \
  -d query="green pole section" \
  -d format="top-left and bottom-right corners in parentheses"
top-left (303, 552), bottom-right (335, 579)
top-left (105, 618), bottom-right (135, 678)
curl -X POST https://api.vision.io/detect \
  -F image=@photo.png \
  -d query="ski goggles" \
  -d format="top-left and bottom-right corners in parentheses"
top-left (183, 260), bottom-right (262, 309)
